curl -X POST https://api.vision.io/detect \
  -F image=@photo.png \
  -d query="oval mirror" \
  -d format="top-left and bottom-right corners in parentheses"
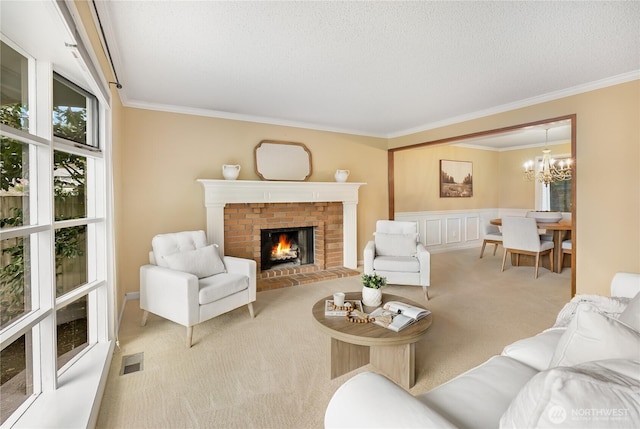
top-left (254, 140), bottom-right (312, 181)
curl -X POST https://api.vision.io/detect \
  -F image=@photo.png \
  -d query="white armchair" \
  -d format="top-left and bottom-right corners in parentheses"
top-left (364, 220), bottom-right (431, 300)
top-left (140, 230), bottom-right (256, 347)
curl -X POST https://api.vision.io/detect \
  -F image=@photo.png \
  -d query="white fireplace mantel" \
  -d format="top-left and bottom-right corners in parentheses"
top-left (197, 180), bottom-right (365, 268)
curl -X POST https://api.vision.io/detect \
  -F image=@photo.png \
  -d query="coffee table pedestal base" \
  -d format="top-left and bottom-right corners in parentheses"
top-left (329, 338), bottom-right (416, 389)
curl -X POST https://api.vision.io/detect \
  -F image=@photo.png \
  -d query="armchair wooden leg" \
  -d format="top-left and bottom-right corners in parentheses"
top-left (534, 253), bottom-right (540, 279)
top-left (186, 326), bottom-right (193, 348)
top-left (248, 302), bottom-right (255, 319)
top-left (493, 243), bottom-right (499, 256)
top-left (550, 249), bottom-right (554, 273)
top-left (423, 286), bottom-right (429, 301)
top-left (141, 310), bottom-right (149, 327)
top-left (480, 241), bottom-right (487, 258)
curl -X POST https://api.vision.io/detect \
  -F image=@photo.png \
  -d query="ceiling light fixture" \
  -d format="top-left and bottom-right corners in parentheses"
top-left (523, 129), bottom-right (572, 187)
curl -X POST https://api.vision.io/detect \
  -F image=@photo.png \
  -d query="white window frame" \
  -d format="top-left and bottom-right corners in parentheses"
top-left (0, 3), bottom-right (114, 425)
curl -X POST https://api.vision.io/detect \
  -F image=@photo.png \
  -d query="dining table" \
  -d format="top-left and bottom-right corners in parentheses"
top-left (490, 218), bottom-right (572, 273)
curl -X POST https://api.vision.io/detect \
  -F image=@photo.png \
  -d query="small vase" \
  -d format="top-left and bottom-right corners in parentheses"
top-left (362, 286), bottom-right (382, 307)
top-left (222, 164), bottom-right (241, 180)
top-left (334, 169), bottom-right (350, 182)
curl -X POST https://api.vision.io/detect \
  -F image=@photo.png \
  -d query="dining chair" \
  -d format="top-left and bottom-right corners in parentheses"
top-left (561, 239), bottom-right (572, 271)
top-left (480, 223), bottom-right (503, 258)
top-left (501, 217), bottom-right (554, 279)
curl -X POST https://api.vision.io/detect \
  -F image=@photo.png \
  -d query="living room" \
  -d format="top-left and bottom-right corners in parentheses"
top-left (1, 1), bottom-right (639, 428)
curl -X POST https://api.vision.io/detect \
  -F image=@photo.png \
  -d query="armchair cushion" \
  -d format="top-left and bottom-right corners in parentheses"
top-left (374, 232), bottom-right (418, 256)
top-left (164, 244), bottom-right (226, 279)
top-left (198, 272), bottom-right (248, 304)
top-left (152, 230), bottom-right (208, 268)
top-left (373, 255), bottom-right (420, 273)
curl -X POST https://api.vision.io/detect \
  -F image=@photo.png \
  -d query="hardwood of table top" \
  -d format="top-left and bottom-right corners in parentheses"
top-left (312, 292), bottom-right (432, 347)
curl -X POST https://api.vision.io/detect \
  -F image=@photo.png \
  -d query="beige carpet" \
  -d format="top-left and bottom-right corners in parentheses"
top-left (97, 248), bottom-right (570, 428)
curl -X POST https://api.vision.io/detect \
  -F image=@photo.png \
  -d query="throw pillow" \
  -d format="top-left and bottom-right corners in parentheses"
top-left (549, 304), bottom-right (640, 368)
top-left (374, 232), bottom-right (418, 257)
top-left (500, 359), bottom-right (640, 429)
top-left (163, 244), bottom-right (226, 279)
top-left (618, 292), bottom-right (640, 332)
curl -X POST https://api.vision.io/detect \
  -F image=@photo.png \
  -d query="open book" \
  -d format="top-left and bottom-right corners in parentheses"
top-left (370, 301), bottom-right (431, 332)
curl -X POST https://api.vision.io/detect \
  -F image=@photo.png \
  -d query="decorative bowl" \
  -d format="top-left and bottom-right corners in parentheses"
top-left (527, 211), bottom-right (563, 223)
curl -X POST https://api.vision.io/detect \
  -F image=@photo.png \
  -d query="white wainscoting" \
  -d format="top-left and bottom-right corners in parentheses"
top-left (395, 209), bottom-right (524, 254)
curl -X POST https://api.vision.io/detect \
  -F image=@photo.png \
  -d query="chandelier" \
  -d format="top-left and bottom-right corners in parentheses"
top-left (523, 130), bottom-right (572, 187)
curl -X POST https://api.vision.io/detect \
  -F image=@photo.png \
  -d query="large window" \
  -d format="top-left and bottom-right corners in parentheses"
top-left (0, 31), bottom-right (109, 426)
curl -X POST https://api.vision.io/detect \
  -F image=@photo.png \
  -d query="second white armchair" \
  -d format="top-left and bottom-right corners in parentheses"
top-left (364, 220), bottom-right (431, 300)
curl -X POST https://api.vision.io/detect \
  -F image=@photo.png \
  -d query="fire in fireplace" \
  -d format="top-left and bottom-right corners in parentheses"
top-left (261, 226), bottom-right (314, 270)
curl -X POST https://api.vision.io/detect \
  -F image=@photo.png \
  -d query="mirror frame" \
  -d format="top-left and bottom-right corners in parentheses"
top-left (254, 140), bottom-right (313, 181)
top-left (387, 114), bottom-right (577, 295)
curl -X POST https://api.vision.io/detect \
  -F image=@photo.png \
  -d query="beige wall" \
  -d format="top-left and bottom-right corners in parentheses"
top-left (119, 109), bottom-right (389, 294)
top-left (389, 80), bottom-right (640, 296)
top-left (394, 145), bottom-right (500, 212)
top-left (498, 143), bottom-right (571, 209)
top-left (393, 142), bottom-right (571, 212)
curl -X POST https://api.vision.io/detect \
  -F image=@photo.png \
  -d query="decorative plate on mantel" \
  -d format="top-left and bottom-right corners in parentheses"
top-left (527, 211), bottom-right (563, 223)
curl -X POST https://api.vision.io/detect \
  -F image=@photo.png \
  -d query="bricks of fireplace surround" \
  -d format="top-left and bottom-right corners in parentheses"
top-left (223, 202), bottom-right (344, 287)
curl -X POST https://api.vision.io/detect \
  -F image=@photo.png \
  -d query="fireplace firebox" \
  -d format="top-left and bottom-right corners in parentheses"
top-left (261, 226), bottom-right (314, 270)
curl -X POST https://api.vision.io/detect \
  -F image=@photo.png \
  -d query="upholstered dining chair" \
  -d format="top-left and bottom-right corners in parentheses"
top-left (364, 220), bottom-right (431, 300)
top-left (501, 217), bottom-right (554, 279)
top-left (480, 223), bottom-right (503, 258)
top-left (140, 230), bottom-right (256, 347)
top-left (561, 239), bottom-right (572, 271)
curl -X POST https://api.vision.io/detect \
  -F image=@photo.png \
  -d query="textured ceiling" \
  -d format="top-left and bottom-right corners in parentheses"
top-left (96, 1), bottom-right (640, 138)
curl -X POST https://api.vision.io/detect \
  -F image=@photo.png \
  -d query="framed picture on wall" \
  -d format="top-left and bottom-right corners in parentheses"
top-left (440, 160), bottom-right (473, 197)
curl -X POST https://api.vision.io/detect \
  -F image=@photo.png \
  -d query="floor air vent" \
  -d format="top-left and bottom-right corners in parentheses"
top-left (120, 352), bottom-right (144, 375)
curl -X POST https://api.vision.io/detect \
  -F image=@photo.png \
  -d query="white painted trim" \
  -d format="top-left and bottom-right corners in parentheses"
top-left (118, 71), bottom-right (637, 139)
top-left (197, 180), bottom-right (365, 269)
top-left (388, 71), bottom-right (640, 138)
top-left (396, 208), bottom-right (501, 254)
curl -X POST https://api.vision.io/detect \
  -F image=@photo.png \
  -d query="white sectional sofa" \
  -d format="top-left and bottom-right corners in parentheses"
top-left (325, 272), bottom-right (640, 428)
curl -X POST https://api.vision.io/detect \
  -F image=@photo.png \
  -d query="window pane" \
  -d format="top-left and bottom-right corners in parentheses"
top-left (0, 41), bottom-right (29, 131)
top-left (53, 75), bottom-right (91, 146)
top-left (55, 226), bottom-right (87, 297)
top-left (54, 151), bottom-right (86, 220)
top-left (550, 178), bottom-right (572, 212)
top-left (56, 295), bottom-right (88, 370)
top-left (1, 137), bottom-right (31, 228)
top-left (0, 333), bottom-right (33, 425)
top-left (0, 237), bottom-right (31, 329)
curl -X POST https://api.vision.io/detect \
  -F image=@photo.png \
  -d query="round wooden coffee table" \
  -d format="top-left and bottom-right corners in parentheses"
top-left (312, 292), bottom-right (432, 389)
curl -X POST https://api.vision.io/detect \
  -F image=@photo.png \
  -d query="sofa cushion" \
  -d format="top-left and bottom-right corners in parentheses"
top-left (618, 291), bottom-right (640, 332)
top-left (501, 328), bottom-right (565, 371)
top-left (374, 232), bottom-right (418, 257)
top-left (500, 359), bottom-right (640, 429)
top-left (198, 272), bottom-right (248, 304)
top-left (417, 356), bottom-right (537, 429)
top-left (373, 255), bottom-right (420, 273)
top-left (549, 304), bottom-right (640, 368)
top-left (164, 244), bottom-right (226, 279)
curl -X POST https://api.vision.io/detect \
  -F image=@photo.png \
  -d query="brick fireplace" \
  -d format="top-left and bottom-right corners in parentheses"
top-left (224, 201), bottom-right (343, 275)
top-left (198, 180), bottom-right (364, 291)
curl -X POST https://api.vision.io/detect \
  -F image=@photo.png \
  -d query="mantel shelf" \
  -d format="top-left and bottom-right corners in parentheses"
top-left (197, 179), bottom-right (365, 205)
